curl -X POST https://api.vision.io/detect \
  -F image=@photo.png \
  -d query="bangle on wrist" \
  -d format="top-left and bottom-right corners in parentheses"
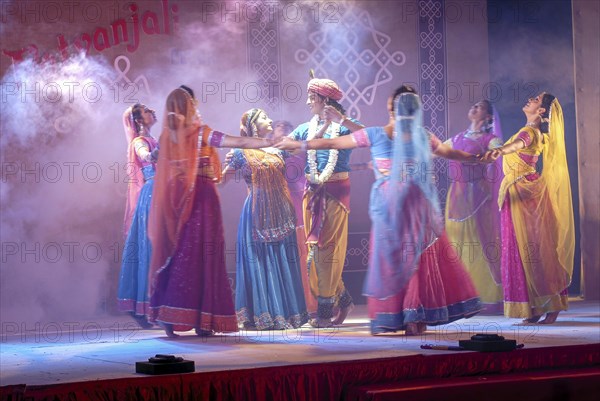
top-left (300, 140), bottom-right (308, 152)
top-left (339, 115), bottom-right (347, 125)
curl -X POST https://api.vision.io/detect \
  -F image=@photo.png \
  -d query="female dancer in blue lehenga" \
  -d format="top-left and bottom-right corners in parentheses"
top-left (228, 108), bottom-right (309, 330)
top-left (117, 103), bottom-right (158, 328)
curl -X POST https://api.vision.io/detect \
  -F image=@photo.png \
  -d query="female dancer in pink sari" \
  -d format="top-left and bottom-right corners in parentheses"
top-left (148, 86), bottom-right (275, 337)
top-left (444, 100), bottom-right (504, 313)
top-left (277, 86), bottom-right (482, 335)
top-left (483, 93), bottom-right (574, 324)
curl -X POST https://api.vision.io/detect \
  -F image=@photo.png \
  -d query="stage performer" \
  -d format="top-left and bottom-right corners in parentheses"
top-left (117, 103), bottom-right (158, 329)
top-left (287, 75), bottom-right (364, 328)
top-left (443, 100), bottom-right (504, 313)
top-left (228, 109), bottom-right (308, 330)
top-left (482, 92), bottom-right (574, 324)
top-left (277, 85), bottom-right (483, 335)
top-left (269, 120), bottom-right (318, 317)
top-left (148, 86), bottom-right (276, 337)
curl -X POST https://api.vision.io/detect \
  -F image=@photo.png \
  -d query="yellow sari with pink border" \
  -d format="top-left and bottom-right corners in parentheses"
top-left (499, 100), bottom-right (574, 317)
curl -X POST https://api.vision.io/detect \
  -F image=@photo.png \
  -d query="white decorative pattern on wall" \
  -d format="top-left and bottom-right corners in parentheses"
top-left (294, 8), bottom-right (406, 120)
top-left (247, 0), bottom-right (282, 113)
top-left (418, 0), bottom-right (448, 204)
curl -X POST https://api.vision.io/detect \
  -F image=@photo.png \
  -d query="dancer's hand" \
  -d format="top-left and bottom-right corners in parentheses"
top-left (324, 105), bottom-right (344, 123)
top-left (221, 150), bottom-right (235, 178)
top-left (314, 119), bottom-right (331, 139)
top-left (479, 149), bottom-right (501, 163)
top-left (263, 137), bottom-right (276, 147)
top-left (270, 135), bottom-right (284, 145)
top-left (225, 150), bottom-right (235, 164)
top-left (190, 111), bottom-right (202, 130)
top-left (274, 137), bottom-right (302, 151)
top-left (150, 148), bottom-right (159, 163)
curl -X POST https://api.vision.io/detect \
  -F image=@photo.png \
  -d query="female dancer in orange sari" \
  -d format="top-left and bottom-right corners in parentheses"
top-left (148, 86), bottom-right (275, 337)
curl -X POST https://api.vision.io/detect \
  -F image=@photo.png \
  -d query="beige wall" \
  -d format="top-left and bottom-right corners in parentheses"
top-left (445, 0), bottom-right (490, 137)
top-left (573, 0), bottom-right (600, 300)
top-left (1, 0), bottom-right (594, 321)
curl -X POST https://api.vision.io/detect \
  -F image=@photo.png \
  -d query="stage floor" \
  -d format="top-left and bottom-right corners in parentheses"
top-left (1, 299), bottom-right (599, 387)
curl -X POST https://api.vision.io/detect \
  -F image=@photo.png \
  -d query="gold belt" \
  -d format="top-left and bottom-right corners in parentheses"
top-left (305, 171), bottom-right (349, 182)
top-left (197, 165), bottom-right (217, 179)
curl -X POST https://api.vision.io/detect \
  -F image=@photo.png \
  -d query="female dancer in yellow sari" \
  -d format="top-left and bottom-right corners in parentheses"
top-left (483, 92), bottom-right (574, 324)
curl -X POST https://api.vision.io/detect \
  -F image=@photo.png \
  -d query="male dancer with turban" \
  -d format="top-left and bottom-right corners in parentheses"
top-left (288, 77), bottom-right (364, 328)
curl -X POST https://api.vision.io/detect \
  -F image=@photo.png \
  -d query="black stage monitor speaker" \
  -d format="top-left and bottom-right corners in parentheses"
top-left (136, 354), bottom-right (195, 375)
top-left (459, 333), bottom-right (518, 352)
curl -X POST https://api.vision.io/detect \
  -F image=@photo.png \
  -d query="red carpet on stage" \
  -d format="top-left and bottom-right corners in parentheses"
top-left (2, 343), bottom-right (599, 401)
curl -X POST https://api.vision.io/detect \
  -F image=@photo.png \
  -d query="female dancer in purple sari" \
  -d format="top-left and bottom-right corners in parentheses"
top-left (277, 86), bottom-right (482, 335)
top-left (444, 100), bottom-right (504, 313)
top-left (148, 86), bottom-right (275, 337)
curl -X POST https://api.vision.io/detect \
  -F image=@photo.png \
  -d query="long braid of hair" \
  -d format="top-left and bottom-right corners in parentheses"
top-left (539, 93), bottom-right (556, 134)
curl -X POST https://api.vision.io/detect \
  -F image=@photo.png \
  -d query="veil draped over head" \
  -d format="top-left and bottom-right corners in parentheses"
top-left (389, 93), bottom-right (442, 222)
top-left (123, 106), bottom-right (138, 145)
top-left (364, 93), bottom-right (443, 299)
top-left (122, 106), bottom-right (147, 238)
top-left (147, 88), bottom-right (202, 284)
top-left (541, 99), bottom-right (574, 287)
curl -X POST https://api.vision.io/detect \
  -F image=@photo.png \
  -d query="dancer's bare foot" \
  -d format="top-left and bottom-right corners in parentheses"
top-left (195, 328), bottom-right (213, 336)
top-left (163, 323), bottom-right (179, 338)
top-left (522, 315), bottom-right (542, 324)
top-left (243, 322), bottom-right (257, 330)
top-left (405, 322), bottom-right (427, 336)
top-left (332, 304), bottom-right (354, 325)
top-left (309, 318), bottom-right (333, 328)
top-left (129, 312), bottom-right (154, 329)
top-left (539, 311), bottom-right (560, 324)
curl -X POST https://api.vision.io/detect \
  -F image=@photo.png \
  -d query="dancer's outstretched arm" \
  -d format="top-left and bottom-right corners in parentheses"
top-left (432, 141), bottom-right (478, 161)
top-left (219, 134), bottom-right (273, 149)
top-left (275, 131), bottom-right (358, 151)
